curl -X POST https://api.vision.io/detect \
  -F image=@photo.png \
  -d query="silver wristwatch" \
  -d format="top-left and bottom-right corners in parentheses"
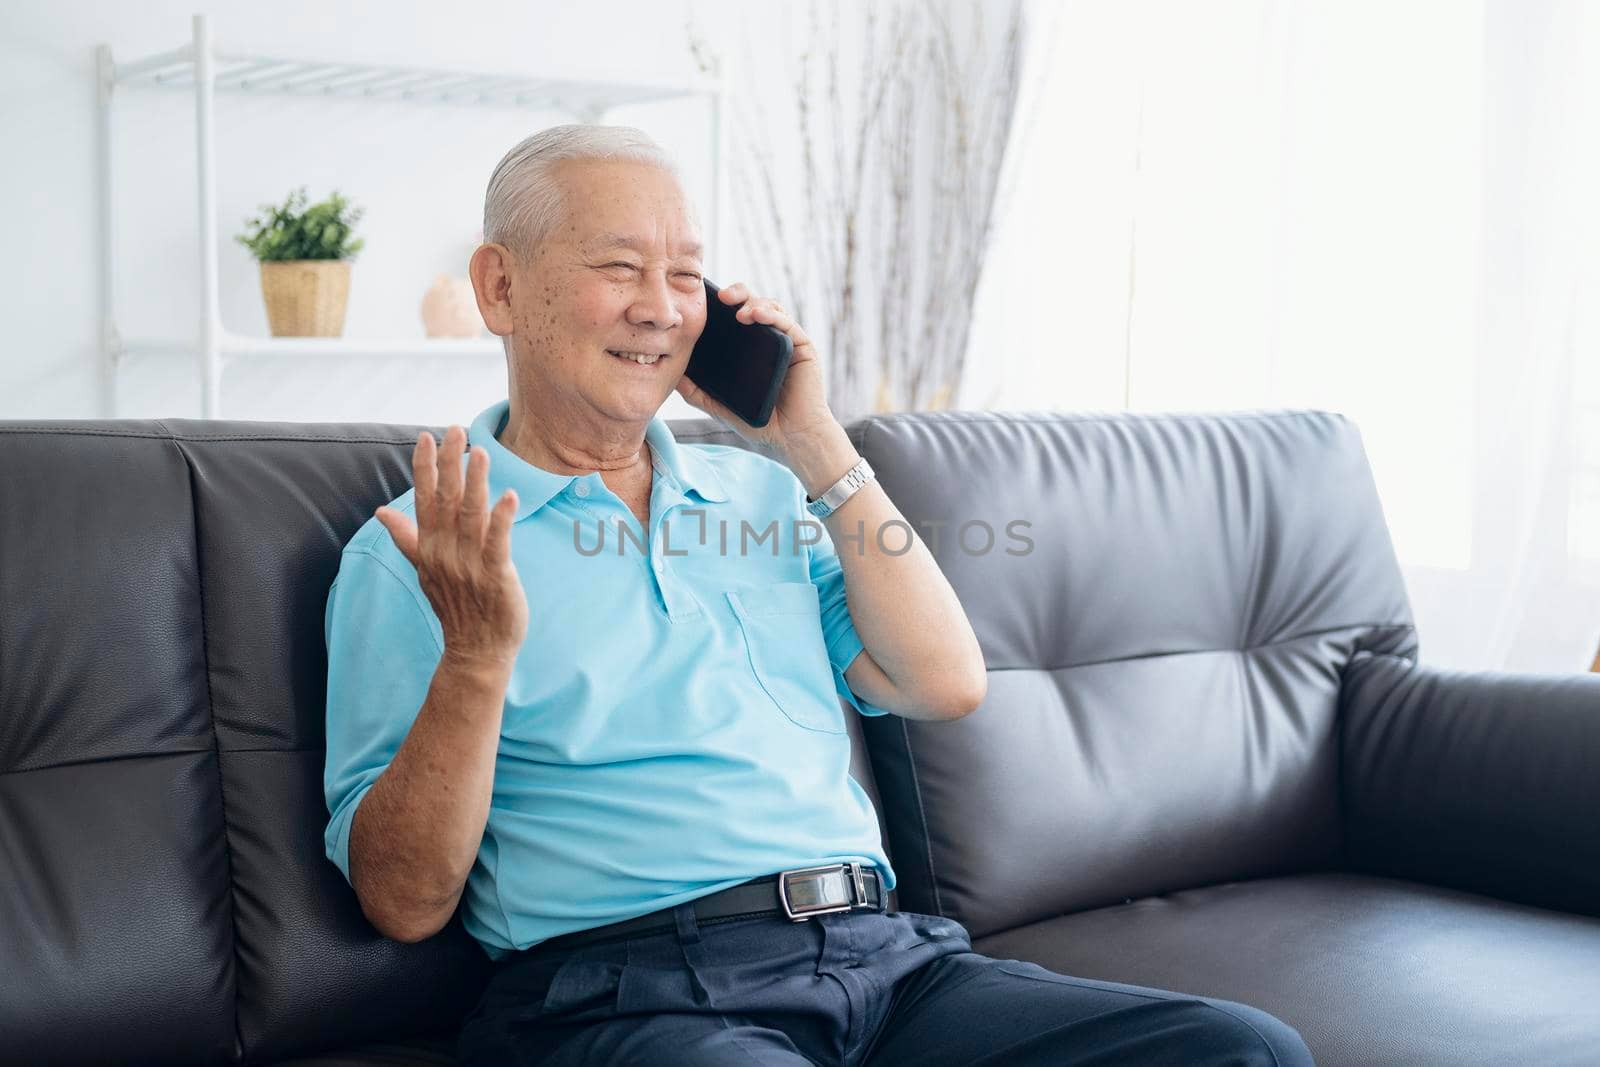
top-left (805, 457), bottom-right (875, 519)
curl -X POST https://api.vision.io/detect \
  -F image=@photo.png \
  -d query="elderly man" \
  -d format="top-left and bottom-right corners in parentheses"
top-left (321, 124), bottom-right (1313, 1065)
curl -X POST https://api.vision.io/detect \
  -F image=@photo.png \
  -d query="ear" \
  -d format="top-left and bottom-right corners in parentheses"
top-left (469, 243), bottom-right (518, 339)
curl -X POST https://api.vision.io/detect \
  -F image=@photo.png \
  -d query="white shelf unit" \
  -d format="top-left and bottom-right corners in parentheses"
top-left (96, 13), bottom-right (728, 418)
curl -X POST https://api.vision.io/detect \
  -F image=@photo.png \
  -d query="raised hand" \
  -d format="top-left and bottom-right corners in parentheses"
top-left (375, 425), bottom-right (528, 668)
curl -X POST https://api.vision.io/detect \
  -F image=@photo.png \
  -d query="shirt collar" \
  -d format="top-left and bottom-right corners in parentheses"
top-left (645, 407), bottom-right (732, 505)
top-left (467, 398), bottom-right (730, 523)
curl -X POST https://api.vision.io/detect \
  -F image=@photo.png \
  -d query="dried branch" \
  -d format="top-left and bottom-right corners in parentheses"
top-left (687, 0), bottom-right (1027, 417)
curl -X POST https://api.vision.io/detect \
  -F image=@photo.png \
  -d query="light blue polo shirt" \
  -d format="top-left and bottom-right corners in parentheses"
top-left (323, 397), bottom-right (896, 960)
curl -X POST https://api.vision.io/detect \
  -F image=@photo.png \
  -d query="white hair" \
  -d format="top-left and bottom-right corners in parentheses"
top-left (482, 123), bottom-right (685, 264)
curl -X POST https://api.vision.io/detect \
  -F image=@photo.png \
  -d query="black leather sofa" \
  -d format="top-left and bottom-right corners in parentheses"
top-left (3, 408), bottom-right (1598, 1065)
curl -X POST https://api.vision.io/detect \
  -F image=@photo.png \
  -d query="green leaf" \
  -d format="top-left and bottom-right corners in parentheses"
top-left (231, 187), bottom-right (364, 261)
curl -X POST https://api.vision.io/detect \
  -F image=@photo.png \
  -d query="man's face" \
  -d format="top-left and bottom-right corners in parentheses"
top-left (514, 159), bottom-right (707, 424)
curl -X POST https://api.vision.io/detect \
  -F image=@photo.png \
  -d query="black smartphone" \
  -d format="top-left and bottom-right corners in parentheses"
top-left (684, 278), bottom-right (794, 428)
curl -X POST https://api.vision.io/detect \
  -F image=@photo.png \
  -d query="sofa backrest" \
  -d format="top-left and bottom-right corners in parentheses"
top-left (0, 408), bottom-right (1417, 1061)
top-left (2, 418), bottom-right (485, 1062)
top-left (851, 410), bottom-right (1418, 940)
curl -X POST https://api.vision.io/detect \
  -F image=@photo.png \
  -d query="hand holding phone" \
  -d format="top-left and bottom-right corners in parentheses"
top-left (683, 278), bottom-right (794, 429)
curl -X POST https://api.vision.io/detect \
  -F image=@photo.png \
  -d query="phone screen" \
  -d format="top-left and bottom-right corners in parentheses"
top-left (684, 278), bottom-right (794, 428)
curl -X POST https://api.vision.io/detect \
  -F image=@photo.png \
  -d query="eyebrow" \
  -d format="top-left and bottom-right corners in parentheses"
top-left (584, 231), bottom-right (704, 260)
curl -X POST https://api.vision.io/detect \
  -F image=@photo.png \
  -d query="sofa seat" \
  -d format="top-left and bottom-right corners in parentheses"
top-left (267, 1033), bottom-right (458, 1066)
top-left (970, 872), bottom-right (1600, 1067)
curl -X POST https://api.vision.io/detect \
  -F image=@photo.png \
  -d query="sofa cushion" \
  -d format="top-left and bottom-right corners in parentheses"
top-left (854, 411), bottom-right (1418, 939)
top-left (0, 423), bottom-right (237, 1063)
top-left (265, 1032), bottom-right (458, 1066)
top-left (159, 419), bottom-right (494, 1062)
top-left (970, 872), bottom-right (1600, 1067)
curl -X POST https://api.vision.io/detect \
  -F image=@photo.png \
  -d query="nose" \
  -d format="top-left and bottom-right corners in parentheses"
top-left (627, 269), bottom-right (684, 332)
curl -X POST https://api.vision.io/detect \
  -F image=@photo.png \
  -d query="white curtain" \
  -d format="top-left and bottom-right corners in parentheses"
top-left (966, 0), bottom-right (1600, 673)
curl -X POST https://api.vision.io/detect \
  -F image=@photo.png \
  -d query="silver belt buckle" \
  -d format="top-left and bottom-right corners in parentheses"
top-left (778, 862), bottom-right (870, 922)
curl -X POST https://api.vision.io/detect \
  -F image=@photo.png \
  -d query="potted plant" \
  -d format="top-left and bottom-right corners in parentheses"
top-left (235, 187), bottom-right (365, 337)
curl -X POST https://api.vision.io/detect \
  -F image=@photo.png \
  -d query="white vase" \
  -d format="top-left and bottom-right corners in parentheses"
top-left (420, 274), bottom-right (483, 338)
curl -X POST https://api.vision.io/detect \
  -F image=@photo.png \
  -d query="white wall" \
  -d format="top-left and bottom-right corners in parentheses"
top-left (7, 1), bottom-right (1595, 672)
top-left (0, 0), bottom-right (747, 424)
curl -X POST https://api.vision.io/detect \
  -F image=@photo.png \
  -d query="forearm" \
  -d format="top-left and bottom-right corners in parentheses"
top-left (783, 421), bottom-right (986, 707)
top-left (348, 650), bottom-right (511, 942)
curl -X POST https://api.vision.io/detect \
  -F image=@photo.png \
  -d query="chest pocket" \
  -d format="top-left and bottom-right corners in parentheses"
top-left (725, 582), bottom-right (845, 734)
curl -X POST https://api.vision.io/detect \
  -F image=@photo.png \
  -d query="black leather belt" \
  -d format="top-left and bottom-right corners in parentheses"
top-left (521, 862), bottom-right (886, 958)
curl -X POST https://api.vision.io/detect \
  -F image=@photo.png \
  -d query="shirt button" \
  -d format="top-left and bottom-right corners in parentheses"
top-left (573, 481), bottom-right (590, 498)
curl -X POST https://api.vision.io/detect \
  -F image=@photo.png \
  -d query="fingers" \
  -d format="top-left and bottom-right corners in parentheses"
top-left (737, 298), bottom-right (784, 325)
top-left (459, 444), bottom-right (490, 554)
top-left (720, 281), bottom-right (789, 328)
top-left (400, 425), bottom-right (505, 571)
top-left (411, 429), bottom-right (437, 531)
top-left (432, 425), bottom-right (468, 570)
top-left (436, 425), bottom-right (466, 514)
top-left (484, 489), bottom-right (518, 570)
top-left (374, 506), bottom-right (419, 567)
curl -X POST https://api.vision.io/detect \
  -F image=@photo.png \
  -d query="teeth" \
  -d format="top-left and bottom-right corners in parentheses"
top-left (610, 350), bottom-right (662, 365)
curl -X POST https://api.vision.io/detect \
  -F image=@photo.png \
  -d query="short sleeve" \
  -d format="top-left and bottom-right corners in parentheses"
top-left (805, 512), bottom-right (892, 718)
top-left (322, 548), bottom-right (446, 885)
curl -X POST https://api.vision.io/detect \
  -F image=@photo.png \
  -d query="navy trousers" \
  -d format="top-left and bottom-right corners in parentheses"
top-left (456, 902), bottom-right (1315, 1065)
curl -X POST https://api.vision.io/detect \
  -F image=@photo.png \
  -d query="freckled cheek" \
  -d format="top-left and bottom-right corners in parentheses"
top-left (572, 289), bottom-right (630, 330)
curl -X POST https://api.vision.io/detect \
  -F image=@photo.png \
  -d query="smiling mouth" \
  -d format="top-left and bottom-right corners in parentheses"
top-left (607, 349), bottom-right (668, 366)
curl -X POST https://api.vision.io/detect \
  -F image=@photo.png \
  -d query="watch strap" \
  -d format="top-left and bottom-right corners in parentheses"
top-left (806, 457), bottom-right (875, 519)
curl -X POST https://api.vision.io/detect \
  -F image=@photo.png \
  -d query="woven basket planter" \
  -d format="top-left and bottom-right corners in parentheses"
top-left (259, 260), bottom-right (351, 337)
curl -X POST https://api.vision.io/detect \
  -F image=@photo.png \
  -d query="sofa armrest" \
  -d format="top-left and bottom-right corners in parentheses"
top-left (1340, 651), bottom-right (1600, 917)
